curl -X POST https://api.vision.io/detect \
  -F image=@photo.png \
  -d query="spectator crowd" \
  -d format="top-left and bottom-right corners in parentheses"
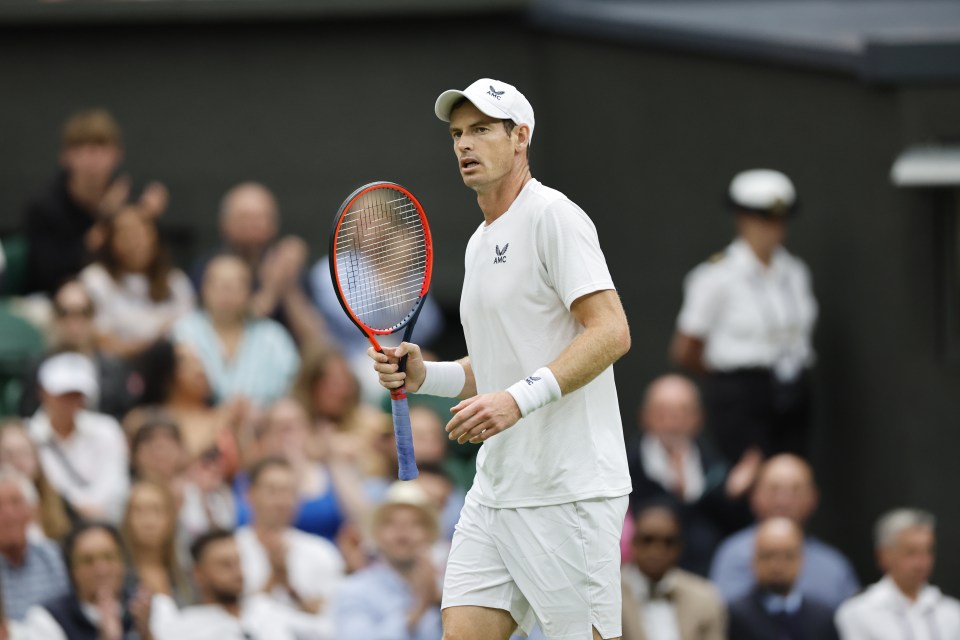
top-left (0, 109), bottom-right (956, 640)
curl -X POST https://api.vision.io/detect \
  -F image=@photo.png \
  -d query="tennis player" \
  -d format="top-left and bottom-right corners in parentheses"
top-left (369, 77), bottom-right (632, 640)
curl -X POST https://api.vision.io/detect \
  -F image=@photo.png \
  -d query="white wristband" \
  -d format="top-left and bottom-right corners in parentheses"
top-left (415, 361), bottom-right (466, 397)
top-left (506, 367), bottom-right (562, 418)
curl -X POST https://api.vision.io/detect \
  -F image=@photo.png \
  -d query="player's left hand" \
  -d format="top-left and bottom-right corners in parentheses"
top-left (446, 392), bottom-right (521, 445)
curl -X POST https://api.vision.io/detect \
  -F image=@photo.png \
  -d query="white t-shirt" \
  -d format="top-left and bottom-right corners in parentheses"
top-left (29, 409), bottom-right (130, 523)
top-left (235, 527), bottom-right (344, 640)
top-left (677, 238), bottom-right (817, 380)
top-left (459, 178), bottom-right (631, 508)
top-left (151, 594), bottom-right (296, 640)
top-left (80, 263), bottom-right (195, 341)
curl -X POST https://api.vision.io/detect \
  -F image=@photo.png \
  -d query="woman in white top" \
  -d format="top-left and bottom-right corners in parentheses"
top-left (80, 205), bottom-right (195, 359)
top-left (671, 169), bottom-right (818, 462)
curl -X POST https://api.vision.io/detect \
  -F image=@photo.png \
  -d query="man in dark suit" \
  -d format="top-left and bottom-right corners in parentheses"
top-left (626, 374), bottom-right (758, 575)
top-left (728, 517), bottom-right (839, 640)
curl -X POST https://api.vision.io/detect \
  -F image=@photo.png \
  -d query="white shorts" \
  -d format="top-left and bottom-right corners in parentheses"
top-left (442, 493), bottom-right (629, 640)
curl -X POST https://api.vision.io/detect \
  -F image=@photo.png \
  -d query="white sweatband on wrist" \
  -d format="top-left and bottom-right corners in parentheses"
top-left (506, 367), bottom-right (562, 418)
top-left (415, 361), bottom-right (466, 397)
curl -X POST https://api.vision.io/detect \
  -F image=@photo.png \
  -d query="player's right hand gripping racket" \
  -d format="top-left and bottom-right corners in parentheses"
top-left (329, 182), bottom-right (433, 480)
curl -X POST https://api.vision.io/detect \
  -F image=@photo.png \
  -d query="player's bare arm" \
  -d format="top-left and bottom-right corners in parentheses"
top-left (446, 288), bottom-right (631, 445)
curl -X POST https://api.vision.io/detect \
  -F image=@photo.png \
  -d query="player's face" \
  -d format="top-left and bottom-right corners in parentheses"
top-left (881, 527), bottom-right (935, 595)
top-left (449, 102), bottom-right (517, 193)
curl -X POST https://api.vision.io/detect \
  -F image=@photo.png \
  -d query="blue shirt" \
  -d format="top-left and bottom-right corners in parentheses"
top-left (0, 540), bottom-right (70, 621)
top-left (173, 311), bottom-right (299, 407)
top-left (709, 525), bottom-right (860, 609)
top-left (335, 562), bottom-right (442, 640)
top-left (233, 469), bottom-right (345, 541)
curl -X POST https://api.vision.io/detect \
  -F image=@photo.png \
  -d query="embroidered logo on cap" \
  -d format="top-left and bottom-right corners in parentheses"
top-left (487, 86), bottom-right (505, 100)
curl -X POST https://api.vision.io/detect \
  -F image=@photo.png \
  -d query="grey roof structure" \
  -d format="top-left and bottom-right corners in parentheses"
top-left (531, 0), bottom-right (960, 82)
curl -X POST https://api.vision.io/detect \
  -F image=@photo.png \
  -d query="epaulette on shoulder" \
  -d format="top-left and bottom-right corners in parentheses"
top-left (706, 251), bottom-right (726, 264)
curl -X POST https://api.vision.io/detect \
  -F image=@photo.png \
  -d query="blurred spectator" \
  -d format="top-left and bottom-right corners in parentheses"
top-left (291, 344), bottom-right (389, 478)
top-left (178, 447), bottom-right (237, 548)
top-left (191, 182), bottom-right (326, 347)
top-left (836, 509), bottom-right (960, 639)
top-left (23, 521), bottom-right (150, 640)
top-left (80, 205), bottom-right (194, 359)
top-left (710, 454), bottom-right (858, 608)
top-left (160, 342), bottom-right (250, 463)
top-left (19, 279), bottom-right (137, 420)
top-left (151, 529), bottom-right (295, 640)
top-left (235, 457), bottom-right (344, 639)
top-left (22, 108), bottom-right (167, 296)
top-left (621, 501), bottom-right (726, 640)
top-left (127, 409), bottom-right (186, 489)
top-left (0, 578), bottom-right (29, 640)
top-left (671, 169), bottom-right (817, 461)
top-left (121, 481), bottom-right (191, 604)
top-left (627, 374), bottom-right (757, 575)
top-left (174, 255), bottom-right (299, 407)
top-left (235, 398), bottom-right (367, 541)
top-left (27, 353), bottom-right (130, 522)
top-left (728, 518), bottom-right (839, 640)
top-left (334, 481), bottom-right (442, 639)
top-left (0, 466), bottom-right (70, 621)
top-left (0, 420), bottom-right (71, 541)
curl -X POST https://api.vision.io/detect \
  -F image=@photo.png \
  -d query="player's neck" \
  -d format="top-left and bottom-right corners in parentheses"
top-left (476, 165), bottom-right (532, 225)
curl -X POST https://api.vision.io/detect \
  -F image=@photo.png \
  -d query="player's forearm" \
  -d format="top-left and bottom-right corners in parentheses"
top-left (548, 317), bottom-right (630, 396)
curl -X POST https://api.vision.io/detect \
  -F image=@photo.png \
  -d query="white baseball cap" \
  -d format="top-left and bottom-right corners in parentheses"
top-left (728, 169), bottom-right (797, 217)
top-left (434, 78), bottom-right (536, 145)
top-left (38, 352), bottom-right (98, 399)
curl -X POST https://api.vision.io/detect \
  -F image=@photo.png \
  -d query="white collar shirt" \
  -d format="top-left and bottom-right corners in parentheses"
top-left (677, 238), bottom-right (817, 380)
top-left (640, 434), bottom-right (705, 502)
top-left (836, 576), bottom-right (960, 640)
top-left (623, 564), bottom-right (681, 640)
top-left (28, 409), bottom-right (129, 522)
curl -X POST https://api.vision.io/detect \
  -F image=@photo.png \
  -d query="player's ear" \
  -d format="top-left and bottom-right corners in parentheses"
top-left (515, 124), bottom-right (530, 155)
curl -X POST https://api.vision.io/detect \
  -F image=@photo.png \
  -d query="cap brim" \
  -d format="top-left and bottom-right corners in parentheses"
top-left (434, 89), bottom-right (513, 122)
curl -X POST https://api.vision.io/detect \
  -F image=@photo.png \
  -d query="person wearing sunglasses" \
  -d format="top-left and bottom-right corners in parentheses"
top-left (20, 278), bottom-right (136, 420)
top-left (621, 501), bottom-right (726, 640)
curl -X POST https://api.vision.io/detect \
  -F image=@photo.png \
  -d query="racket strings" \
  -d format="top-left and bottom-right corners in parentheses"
top-left (335, 188), bottom-right (428, 331)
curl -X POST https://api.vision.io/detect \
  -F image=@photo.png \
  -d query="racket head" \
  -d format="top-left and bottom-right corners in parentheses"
top-left (328, 181), bottom-right (433, 339)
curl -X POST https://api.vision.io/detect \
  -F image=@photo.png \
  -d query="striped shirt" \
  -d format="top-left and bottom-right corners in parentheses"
top-left (0, 540), bottom-right (70, 621)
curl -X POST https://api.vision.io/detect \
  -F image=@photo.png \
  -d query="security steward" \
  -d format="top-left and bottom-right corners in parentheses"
top-left (670, 169), bottom-right (817, 463)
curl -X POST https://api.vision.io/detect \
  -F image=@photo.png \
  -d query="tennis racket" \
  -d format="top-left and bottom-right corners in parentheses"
top-left (328, 182), bottom-right (433, 481)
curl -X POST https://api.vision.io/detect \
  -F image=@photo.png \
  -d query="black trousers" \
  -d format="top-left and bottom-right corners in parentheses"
top-left (703, 368), bottom-right (812, 463)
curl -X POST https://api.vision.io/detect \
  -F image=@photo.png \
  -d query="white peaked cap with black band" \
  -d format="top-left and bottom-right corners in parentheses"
top-left (434, 78), bottom-right (536, 145)
top-left (728, 169), bottom-right (798, 217)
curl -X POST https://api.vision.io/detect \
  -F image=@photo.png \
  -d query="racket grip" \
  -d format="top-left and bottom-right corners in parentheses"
top-left (391, 392), bottom-right (419, 481)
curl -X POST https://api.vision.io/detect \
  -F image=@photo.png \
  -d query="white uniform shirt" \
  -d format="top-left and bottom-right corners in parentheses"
top-left (459, 179), bottom-right (631, 508)
top-left (28, 409), bottom-right (129, 523)
top-left (235, 527), bottom-right (344, 640)
top-left (80, 263), bottom-right (195, 341)
top-left (677, 238), bottom-right (817, 381)
top-left (836, 576), bottom-right (960, 640)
